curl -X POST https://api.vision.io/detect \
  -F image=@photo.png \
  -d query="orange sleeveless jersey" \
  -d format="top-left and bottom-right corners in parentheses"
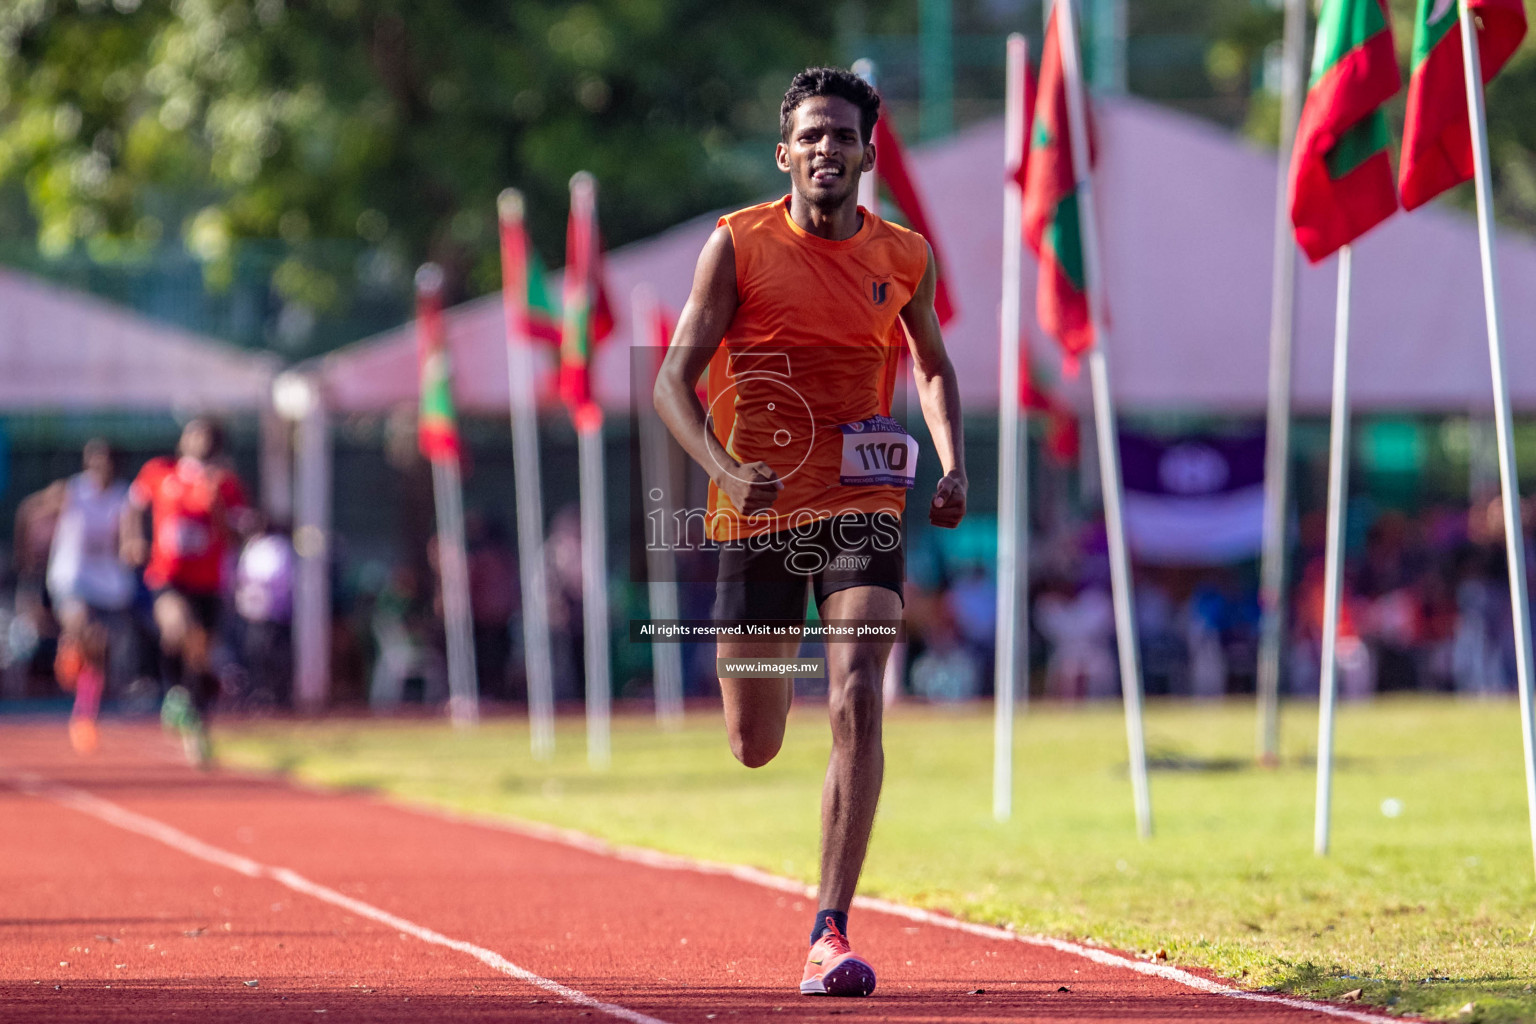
top-left (706, 196), bottom-right (929, 541)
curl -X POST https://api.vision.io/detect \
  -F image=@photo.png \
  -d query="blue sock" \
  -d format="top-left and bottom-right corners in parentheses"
top-left (810, 909), bottom-right (848, 946)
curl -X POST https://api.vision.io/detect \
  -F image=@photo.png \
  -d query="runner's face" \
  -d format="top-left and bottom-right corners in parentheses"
top-left (180, 422), bottom-right (214, 461)
top-left (777, 96), bottom-right (872, 209)
top-left (82, 446), bottom-right (114, 484)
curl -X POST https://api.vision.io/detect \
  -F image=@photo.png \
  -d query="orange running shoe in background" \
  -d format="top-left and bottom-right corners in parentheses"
top-left (54, 639), bottom-right (83, 693)
top-left (800, 917), bottom-right (876, 996)
top-left (69, 717), bottom-right (98, 755)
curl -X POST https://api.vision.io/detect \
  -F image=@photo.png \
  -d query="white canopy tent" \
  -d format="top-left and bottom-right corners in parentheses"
top-left (0, 266), bottom-right (279, 412)
top-left (0, 265), bottom-right (288, 517)
top-left (313, 94), bottom-right (1536, 417)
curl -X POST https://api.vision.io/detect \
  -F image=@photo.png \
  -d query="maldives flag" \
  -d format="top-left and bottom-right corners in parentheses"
top-left (1400, 0), bottom-right (1526, 209)
top-left (497, 190), bottom-right (562, 348)
top-left (1288, 0), bottom-right (1401, 262)
top-left (560, 171), bottom-right (615, 429)
top-left (1021, 7), bottom-right (1095, 365)
top-left (1014, 347), bottom-right (1080, 463)
top-left (415, 264), bottom-right (460, 464)
top-left (872, 114), bottom-right (957, 326)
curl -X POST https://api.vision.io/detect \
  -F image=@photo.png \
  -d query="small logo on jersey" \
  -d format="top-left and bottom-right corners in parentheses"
top-left (864, 275), bottom-right (893, 308)
top-left (847, 421), bottom-right (865, 432)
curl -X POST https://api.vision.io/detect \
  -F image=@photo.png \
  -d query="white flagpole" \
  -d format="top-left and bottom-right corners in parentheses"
top-left (279, 372), bottom-right (330, 712)
top-left (569, 172), bottom-right (612, 769)
top-left (634, 284), bottom-right (685, 730)
top-left (1056, 0), bottom-right (1152, 838)
top-left (1457, 0), bottom-right (1536, 878)
top-left (854, 58), bottom-right (879, 213)
top-left (994, 33), bottom-right (1030, 824)
top-left (1314, 245), bottom-right (1353, 856)
top-left (577, 415), bottom-right (613, 767)
top-left (1255, 0), bottom-right (1309, 767)
top-left (498, 190), bottom-right (557, 760)
top-left (416, 264), bottom-right (479, 729)
top-left (854, 57), bottom-right (909, 708)
top-left (432, 455), bottom-right (480, 727)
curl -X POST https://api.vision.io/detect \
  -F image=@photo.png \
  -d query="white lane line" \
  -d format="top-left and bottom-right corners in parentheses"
top-left (386, 798), bottom-right (1422, 1024)
top-left (7, 771), bottom-right (673, 1024)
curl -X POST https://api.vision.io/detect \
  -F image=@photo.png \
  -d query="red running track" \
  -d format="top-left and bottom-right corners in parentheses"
top-left (0, 719), bottom-right (1416, 1024)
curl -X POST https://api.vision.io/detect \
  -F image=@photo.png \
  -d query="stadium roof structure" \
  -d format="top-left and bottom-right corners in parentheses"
top-left (0, 265), bottom-right (279, 411)
top-left (317, 95), bottom-right (1536, 415)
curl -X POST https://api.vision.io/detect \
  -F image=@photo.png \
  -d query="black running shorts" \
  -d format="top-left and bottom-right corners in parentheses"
top-left (713, 513), bottom-right (904, 626)
top-left (153, 587), bottom-right (222, 632)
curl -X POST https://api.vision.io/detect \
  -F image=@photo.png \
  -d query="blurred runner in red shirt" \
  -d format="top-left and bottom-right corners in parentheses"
top-left (121, 418), bottom-right (250, 766)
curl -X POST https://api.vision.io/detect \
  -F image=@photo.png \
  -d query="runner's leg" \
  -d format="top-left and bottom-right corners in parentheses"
top-left (181, 610), bottom-right (217, 717)
top-left (813, 584), bottom-right (900, 913)
top-left (718, 638), bottom-right (799, 767)
top-left (714, 534), bottom-right (810, 768)
top-left (152, 590), bottom-right (191, 674)
top-left (56, 600), bottom-right (101, 753)
top-left (151, 591), bottom-right (212, 763)
top-left (73, 611), bottom-right (109, 723)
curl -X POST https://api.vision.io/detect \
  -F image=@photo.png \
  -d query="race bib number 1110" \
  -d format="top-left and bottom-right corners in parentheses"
top-left (838, 415), bottom-right (918, 488)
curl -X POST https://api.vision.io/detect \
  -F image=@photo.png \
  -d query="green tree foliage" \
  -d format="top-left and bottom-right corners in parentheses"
top-left (0, 0), bottom-right (837, 330)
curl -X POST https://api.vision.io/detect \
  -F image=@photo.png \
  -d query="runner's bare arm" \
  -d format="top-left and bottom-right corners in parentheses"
top-left (120, 490), bottom-right (149, 567)
top-left (654, 225), bottom-right (783, 515)
top-left (900, 243), bottom-right (967, 529)
top-left (13, 483), bottom-right (66, 577)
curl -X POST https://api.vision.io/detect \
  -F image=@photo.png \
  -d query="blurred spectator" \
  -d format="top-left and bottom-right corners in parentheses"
top-left (8, 480), bottom-right (63, 696)
top-left (1290, 554), bottom-right (1374, 700)
top-left (909, 613), bottom-right (982, 702)
top-left (1135, 579), bottom-right (1184, 697)
top-left (1183, 582), bottom-right (1228, 701)
top-left (1036, 578), bottom-right (1117, 699)
top-left (465, 511), bottom-right (517, 700)
top-left (945, 563), bottom-right (998, 690)
top-left (903, 582), bottom-right (970, 702)
top-left (4, 582), bottom-right (48, 700)
top-left (369, 563), bottom-right (447, 709)
top-left (1451, 546), bottom-right (1510, 695)
top-left (235, 515), bottom-right (295, 708)
top-left (546, 505), bottom-right (585, 702)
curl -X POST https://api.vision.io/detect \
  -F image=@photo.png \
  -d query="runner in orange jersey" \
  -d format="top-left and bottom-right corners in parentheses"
top-left (654, 66), bottom-right (967, 997)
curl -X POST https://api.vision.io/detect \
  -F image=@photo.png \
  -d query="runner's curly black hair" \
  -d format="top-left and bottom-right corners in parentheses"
top-left (779, 67), bottom-right (881, 146)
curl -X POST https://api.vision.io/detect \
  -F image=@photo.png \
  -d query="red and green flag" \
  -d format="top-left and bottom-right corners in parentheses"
top-left (872, 113), bottom-right (957, 326)
top-left (1400, 0), bottom-right (1526, 209)
top-left (498, 190), bottom-right (562, 350)
top-left (415, 263), bottom-right (460, 464)
top-left (1008, 339), bottom-right (1080, 464)
top-left (1288, 0), bottom-right (1401, 262)
top-left (559, 171), bottom-right (615, 431)
top-left (1021, 7), bottom-right (1096, 369)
